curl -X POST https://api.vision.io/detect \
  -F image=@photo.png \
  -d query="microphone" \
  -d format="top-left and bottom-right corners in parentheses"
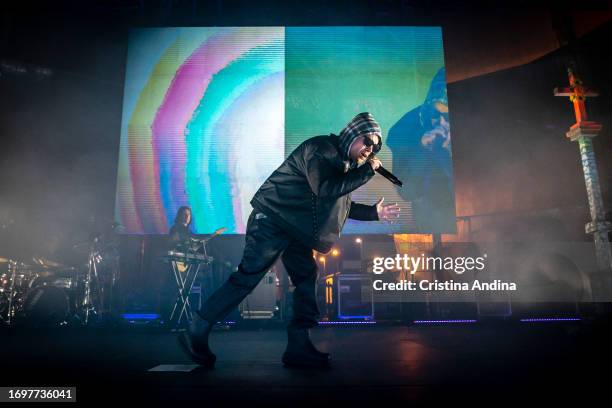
top-left (369, 156), bottom-right (403, 187)
top-left (376, 166), bottom-right (403, 187)
top-left (368, 154), bottom-right (404, 187)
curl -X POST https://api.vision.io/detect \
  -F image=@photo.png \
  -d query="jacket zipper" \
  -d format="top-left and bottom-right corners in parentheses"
top-left (311, 192), bottom-right (319, 243)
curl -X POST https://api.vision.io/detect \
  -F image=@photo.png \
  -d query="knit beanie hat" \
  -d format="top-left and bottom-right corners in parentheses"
top-left (338, 112), bottom-right (382, 162)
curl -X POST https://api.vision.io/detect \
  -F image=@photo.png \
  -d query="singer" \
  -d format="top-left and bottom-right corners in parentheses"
top-left (179, 112), bottom-right (400, 369)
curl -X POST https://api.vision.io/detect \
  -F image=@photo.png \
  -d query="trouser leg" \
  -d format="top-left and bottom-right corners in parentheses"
top-left (281, 241), bottom-right (319, 330)
top-left (198, 211), bottom-right (290, 323)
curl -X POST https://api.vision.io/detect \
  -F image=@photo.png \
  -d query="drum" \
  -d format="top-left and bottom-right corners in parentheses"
top-left (22, 285), bottom-right (69, 326)
top-left (3, 270), bottom-right (36, 292)
top-left (31, 276), bottom-right (75, 290)
top-left (0, 266), bottom-right (37, 322)
top-left (22, 274), bottom-right (77, 326)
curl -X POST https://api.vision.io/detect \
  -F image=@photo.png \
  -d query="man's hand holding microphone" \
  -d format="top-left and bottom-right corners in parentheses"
top-left (368, 156), bottom-right (382, 171)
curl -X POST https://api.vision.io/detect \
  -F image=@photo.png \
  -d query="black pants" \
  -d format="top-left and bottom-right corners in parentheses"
top-left (199, 210), bottom-right (319, 329)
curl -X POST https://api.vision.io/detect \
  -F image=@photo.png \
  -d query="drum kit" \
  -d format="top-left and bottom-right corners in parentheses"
top-left (0, 236), bottom-right (120, 327)
top-left (1, 222), bottom-right (225, 328)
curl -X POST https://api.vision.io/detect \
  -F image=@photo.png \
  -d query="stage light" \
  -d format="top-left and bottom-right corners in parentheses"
top-left (413, 319), bottom-right (477, 324)
top-left (331, 249), bottom-right (339, 256)
top-left (319, 256), bottom-right (325, 263)
top-left (520, 318), bottom-right (581, 322)
top-left (121, 313), bottom-right (160, 320)
top-left (318, 321), bottom-right (376, 325)
top-left (355, 237), bottom-right (362, 244)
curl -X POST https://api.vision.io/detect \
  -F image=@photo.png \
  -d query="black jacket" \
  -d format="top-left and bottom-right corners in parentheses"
top-left (250, 134), bottom-right (379, 253)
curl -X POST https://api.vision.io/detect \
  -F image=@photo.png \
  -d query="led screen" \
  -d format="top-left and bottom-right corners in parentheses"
top-left (115, 26), bottom-right (455, 234)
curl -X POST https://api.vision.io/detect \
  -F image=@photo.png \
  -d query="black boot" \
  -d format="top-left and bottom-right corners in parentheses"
top-left (282, 327), bottom-right (330, 368)
top-left (177, 311), bottom-right (216, 367)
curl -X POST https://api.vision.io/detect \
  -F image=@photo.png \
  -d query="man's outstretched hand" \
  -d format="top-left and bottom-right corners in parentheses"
top-left (375, 197), bottom-right (401, 221)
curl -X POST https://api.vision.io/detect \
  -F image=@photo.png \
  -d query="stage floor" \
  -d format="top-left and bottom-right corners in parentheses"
top-left (1, 322), bottom-right (609, 403)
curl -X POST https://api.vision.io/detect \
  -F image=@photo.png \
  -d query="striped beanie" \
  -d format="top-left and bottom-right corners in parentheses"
top-left (338, 112), bottom-right (382, 162)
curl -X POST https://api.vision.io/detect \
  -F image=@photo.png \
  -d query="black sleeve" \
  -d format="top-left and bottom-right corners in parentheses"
top-left (168, 225), bottom-right (180, 244)
top-left (169, 224), bottom-right (192, 243)
top-left (348, 202), bottom-right (379, 221)
top-left (304, 153), bottom-right (375, 199)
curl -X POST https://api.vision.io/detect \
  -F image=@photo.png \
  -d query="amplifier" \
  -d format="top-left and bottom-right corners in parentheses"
top-left (239, 270), bottom-right (278, 319)
top-left (337, 274), bottom-right (374, 320)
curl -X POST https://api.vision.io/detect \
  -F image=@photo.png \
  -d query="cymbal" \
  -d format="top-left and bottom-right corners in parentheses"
top-left (22, 260), bottom-right (76, 273)
top-left (0, 257), bottom-right (8, 263)
top-left (32, 257), bottom-right (65, 268)
top-left (18, 262), bottom-right (46, 270)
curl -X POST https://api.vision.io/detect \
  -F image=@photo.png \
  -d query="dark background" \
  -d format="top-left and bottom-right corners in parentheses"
top-left (1, 0), bottom-right (611, 310)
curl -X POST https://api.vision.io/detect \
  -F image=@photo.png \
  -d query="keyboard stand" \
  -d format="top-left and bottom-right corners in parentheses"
top-left (168, 259), bottom-right (203, 331)
top-left (162, 248), bottom-right (214, 331)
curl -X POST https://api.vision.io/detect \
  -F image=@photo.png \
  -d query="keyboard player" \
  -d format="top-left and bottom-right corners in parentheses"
top-left (169, 206), bottom-right (194, 250)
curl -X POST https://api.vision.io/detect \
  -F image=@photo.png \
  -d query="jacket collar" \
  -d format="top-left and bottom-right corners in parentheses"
top-left (329, 134), bottom-right (353, 173)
